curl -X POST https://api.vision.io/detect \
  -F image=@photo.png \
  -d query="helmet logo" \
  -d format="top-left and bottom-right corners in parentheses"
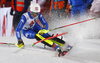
top-left (35, 7), bottom-right (38, 11)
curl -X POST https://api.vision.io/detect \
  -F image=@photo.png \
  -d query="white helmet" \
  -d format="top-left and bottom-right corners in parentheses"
top-left (30, 2), bottom-right (41, 13)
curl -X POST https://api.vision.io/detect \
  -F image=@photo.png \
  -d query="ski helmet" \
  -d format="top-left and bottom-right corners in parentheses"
top-left (30, 2), bottom-right (41, 13)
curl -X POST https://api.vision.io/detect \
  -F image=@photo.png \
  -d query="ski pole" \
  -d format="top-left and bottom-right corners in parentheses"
top-left (49, 18), bottom-right (95, 31)
top-left (32, 18), bottom-right (95, 46)
top-left (0, 42), bottom-right (15, 45)
top-left (32, 31), bottom-right (69, 46)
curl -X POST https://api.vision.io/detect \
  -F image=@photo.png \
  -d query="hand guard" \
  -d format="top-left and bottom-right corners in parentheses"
top-left (69, 5), bottom-right (73, 9)
top-left (15, 39), bottom-right (24, 48)
top-left (38, 29), bottom-right (49, 35)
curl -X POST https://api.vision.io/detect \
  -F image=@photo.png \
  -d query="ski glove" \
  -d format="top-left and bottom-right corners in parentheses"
top-left (38, 29), bottom-right (49, 35)
top-left (15, 39), bottom-right (24, 48)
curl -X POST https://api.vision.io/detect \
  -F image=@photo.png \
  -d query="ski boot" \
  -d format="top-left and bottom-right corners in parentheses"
top-left (62, 44), bottom-right (73, 56)
top-left (67, 44), bottom-right (73, 51)
top-left (52, 43), bottom-right (62, 57)
top-left (56, 46), bottom-right (66, 57)
top-left (57, 47), bottom-right (62, 57)
top-left (15, 39), bottom-right (24, 48)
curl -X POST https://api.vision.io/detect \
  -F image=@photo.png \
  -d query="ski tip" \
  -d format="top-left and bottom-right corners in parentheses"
top-left (92, 18), bottom-right (95, 20)
top-left (15, 43), bottom-right (25, 48)
top-left (67, 31), bottom-right (69, 33)
top-left (32, 44), bottom-right (34, 47)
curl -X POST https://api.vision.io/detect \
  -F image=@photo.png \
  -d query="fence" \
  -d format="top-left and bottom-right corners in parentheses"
top-left (0, 7), bottom-right (14, 37)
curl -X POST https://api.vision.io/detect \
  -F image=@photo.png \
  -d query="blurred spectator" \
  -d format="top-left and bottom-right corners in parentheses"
top-left (10, 0), bottom-right (31, 30)
top-left (69, 0), bottom-right (93, 20)
top-left (0, 0), bottom-right (6, 7)
top-left (64, 0), bottom-right (71, 18)
top-left (0, 0), bottom-right (11, 7)
top-left (64, 0), bottom-right (70, 14)
top-left (49, 0), bottom-right (68, 18)
top-left (32, 0), bottom-right (45, 5)
top-left (0, 0), bottom-right (1, 8)
top-left (90, 0), bottom-right (100, 18)
top-left (6, 0), bottom-right (11, 7)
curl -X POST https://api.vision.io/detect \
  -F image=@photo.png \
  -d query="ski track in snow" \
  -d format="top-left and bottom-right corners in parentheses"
top-left (0, 17), bottom-right (100, 63)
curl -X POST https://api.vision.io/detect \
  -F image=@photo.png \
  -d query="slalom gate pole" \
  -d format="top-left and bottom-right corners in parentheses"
top-left (0, 42), bottom-right (15, 45)
top-left (32, 18), bottom-right (95, 46)
top-left (32, 32), bottom-right (69, 46)
top-left (49, 18), bottom-right (95, 31)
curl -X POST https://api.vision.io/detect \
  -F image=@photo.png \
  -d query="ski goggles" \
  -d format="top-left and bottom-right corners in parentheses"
top-left (30, 12), bottom-right (39, 16)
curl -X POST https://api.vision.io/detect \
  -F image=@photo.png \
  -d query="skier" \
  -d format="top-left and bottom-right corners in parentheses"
top-left (15, 2), bottom-right (72, 57)
top-left (69, 0), bottom-right (93, 20)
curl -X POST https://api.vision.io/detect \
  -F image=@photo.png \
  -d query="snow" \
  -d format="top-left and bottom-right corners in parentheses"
top-left (0, 17), bottom-right (100, 63)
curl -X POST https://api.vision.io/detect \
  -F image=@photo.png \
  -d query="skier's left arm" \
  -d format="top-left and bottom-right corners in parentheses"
top-left (38, 13), bottom-right (48, 30)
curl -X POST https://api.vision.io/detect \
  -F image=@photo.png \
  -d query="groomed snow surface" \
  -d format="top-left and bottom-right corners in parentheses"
top-left (0, 17), bottom-right (100, 63)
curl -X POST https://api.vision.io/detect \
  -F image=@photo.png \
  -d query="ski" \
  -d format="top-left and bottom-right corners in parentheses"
top-left (49, 18), bottom-right (95, 31)
top-left (0, 42), bottom-right (15, 45)
top-left (0, 42), bottom-right (26, 48)
top-left (58, 46), bottom-right (73, 57)
top-left (32, 31), bottom-right (69, 46)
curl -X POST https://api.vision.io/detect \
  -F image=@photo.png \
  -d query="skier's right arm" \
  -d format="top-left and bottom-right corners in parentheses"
top-left (15, 15), bottom-right (26, 48)
top-left (16, 15), bottom-right (26, 40)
